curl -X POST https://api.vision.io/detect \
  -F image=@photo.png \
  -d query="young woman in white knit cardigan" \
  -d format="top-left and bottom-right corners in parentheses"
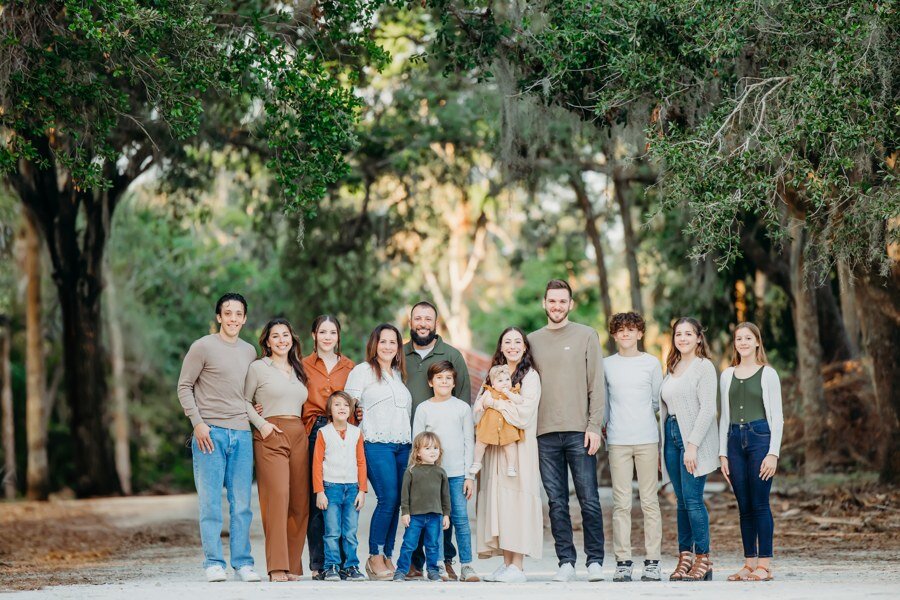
top-left (660, 317), bottom-right (719, 582)
top-left (719, 323), bottom-right (784, 582)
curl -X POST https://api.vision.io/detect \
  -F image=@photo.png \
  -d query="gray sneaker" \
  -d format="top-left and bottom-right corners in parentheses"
top-left (613, 561), bottom-right (633, 582)
top-left (460, 565), bottom-right (481, 582)
top-left (427, 569), bottom-right (442, 581)
top-left (641, 560), bottom-right (661, 582)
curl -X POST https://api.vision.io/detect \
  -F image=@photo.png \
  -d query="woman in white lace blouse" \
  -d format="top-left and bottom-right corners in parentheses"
top-left (343, 323), bottom-right (412, 580)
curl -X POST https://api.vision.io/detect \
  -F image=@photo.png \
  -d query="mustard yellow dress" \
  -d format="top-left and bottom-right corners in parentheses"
top-left (475, 385), bottom-right (525, 445)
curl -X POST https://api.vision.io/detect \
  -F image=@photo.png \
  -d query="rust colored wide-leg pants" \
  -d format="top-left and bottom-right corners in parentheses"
top-left (253, 416), bottom-right (310, 576)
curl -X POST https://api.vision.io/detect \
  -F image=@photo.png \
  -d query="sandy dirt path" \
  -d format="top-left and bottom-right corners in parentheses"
top-left (2, 485), bottom-right (898, 599)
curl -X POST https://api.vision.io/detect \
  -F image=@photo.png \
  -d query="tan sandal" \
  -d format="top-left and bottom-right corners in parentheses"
top-left (269, 571), bottom-right (289, 582)
top-left (684, 553), bottom-right (713, 581)
top-left (746, 565), bottom-right (773, 581)
top-left (669, 551), bottom-right (694, 581)
top-left (727, 564), bottom-right (755, 581)
top-left (365, 556), bottom-right (393, 581)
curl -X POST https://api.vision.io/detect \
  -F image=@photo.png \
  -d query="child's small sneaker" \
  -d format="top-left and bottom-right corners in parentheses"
top-left (613, 561), bottom-right (633, 582)
top-left (392, 571), bottom-right (406, 582)
top-left (468, 462), bottom-right (482, 475)
top-left (323, 566), bottom-right (341, 581)
top-left (427, 569), bottom-right (442, 582)
top-left (235, 565), bottom-right (261, 582)
top-left (460, 565), bottom-right (481, 582)
top-left (641, 560), bottom-right (661, 582)
top-left (506, 467), bottom-right (518, 477)
top-left (345, 566), bottom-right (366, 581)
top-left (205, 565), bottom-right (227, 582)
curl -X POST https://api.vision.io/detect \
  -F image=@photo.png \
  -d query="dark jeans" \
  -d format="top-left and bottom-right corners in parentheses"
top-left (364, 441), bottom-right (411, 557)
top-left (663, 416), bottom-right (710, 554)
top-left (307, 416), bottom-right (345, 571)
top-left (395, 514), bottom-right (442, 576)
top-left (727, 419), bottom-right (774, 558)
top-left (537, 431), bottom-right (605, 567)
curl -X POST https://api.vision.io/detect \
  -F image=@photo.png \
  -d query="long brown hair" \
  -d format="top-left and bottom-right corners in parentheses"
top-left (730, 322), bottom-right (769, 367)
top-left (258, 317), bottom-right (308, 384)
top-left (311, 314), bottom-right (342, 355)
top-left (489, 326), bottom-right (537, 387)
top-left (365, 323), bottom-right (406, 381)
top-left (664, 317), bottom-right (711, 374)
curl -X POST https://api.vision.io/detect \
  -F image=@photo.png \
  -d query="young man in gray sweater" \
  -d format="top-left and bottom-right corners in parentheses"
top-left (528, 279), bottom-right (606, 583)
top-left (177, 293), bottom-right (260, 583)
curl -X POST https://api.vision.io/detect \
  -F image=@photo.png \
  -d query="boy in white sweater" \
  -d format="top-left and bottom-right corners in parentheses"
top-left (313, 391), bottom-right (367, 581)
top-left (411, 361), bottom-right (480, 582)
top-left (603, 312), bottom-right (663, 582)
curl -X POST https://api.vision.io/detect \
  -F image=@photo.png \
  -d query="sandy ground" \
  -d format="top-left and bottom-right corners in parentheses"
top-left (2, 483), bottom-right (899, 599)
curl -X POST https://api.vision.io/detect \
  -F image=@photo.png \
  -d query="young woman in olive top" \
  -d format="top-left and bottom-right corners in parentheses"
top-left (719, 322), bottom-right (784, 582)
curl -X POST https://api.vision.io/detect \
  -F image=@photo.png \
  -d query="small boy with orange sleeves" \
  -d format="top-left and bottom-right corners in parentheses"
top-left (312, 391), bottom-right (367, 581)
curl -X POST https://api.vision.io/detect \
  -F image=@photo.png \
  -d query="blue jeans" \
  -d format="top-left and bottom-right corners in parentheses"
top-left (538, 431), bottom-right (605, 567)
top-left (395, 514), bottom-right (443, 576)
top-left (364, 441), bottom-right (411, 557)
top-left (411, 475), bottom-right (470, 568)
top-left (663, 416), bottom-right (710, 554)
top-left (323, 482), bottom-right (361, 570)
top-left (728, 419), bottom-right (774, 558)
top-left (192, 425), bottom-right (255, 569)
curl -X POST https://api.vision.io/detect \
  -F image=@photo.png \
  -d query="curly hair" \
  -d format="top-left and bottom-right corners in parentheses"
top-left (608, 312), bottom-right (646, 336)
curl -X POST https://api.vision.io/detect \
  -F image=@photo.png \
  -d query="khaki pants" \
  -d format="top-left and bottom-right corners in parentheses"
top-left (253, 416), bottom-right (310, 575)
top-left (608, 443), bottom-right (662, 561)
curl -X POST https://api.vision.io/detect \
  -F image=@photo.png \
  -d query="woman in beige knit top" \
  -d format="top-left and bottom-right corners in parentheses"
top-left (660, 317), bottom-right (719, 582)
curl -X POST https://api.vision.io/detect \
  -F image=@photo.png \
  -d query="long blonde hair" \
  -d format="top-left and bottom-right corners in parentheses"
top-left (730, 322), bottom-right (769, 367)
top-left (408, 431), bottom-right (443, 468)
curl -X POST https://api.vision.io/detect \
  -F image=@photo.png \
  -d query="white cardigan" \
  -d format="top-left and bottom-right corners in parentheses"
top-left (718, 365), bottom-right (784, 457)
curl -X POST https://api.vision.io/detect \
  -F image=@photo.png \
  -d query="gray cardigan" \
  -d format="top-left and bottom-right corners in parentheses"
top-left (659, 357), bottom-right (720, 485)
top-left (718, 365), bottom-right (784, 457)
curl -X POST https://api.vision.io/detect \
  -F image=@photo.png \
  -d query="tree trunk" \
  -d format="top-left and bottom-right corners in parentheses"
top-left (571, 173), bottom-right (615, 354)
top-left (106, 270), bottom-right (132, 495)
top-left (0, 318), bottom-right (15, 499)
top-left (853, 263), bottom-right (900, 484)
top-left (815, 276), bottom-right (852, 363)
top-left (789, 220), bottom-right (827, 475)
top-left (837, 260), bottom-right (860, 357)
top-left (22, 211), bottom-right (49, 500)
top-left (612, 175), bottom-right (644, 315)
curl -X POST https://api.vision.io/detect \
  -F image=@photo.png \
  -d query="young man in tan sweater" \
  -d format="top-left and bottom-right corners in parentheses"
top-left (176, 293), bottom-right (260, 583)
top-left (528, 279), bottom-right (607, 583)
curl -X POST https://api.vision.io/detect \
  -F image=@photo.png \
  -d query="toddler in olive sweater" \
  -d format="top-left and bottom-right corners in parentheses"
top-left (393, 432), bottom-right (451, 582)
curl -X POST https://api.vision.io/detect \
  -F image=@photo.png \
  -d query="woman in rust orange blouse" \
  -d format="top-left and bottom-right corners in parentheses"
top-left (301, 315), bottom-right (356, 577)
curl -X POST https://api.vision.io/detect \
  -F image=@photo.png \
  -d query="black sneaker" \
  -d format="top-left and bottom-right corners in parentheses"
top-left (426, 569), bottom-right (442, 582)
top-left (338, 568), bottom-right (348, 581)
top-left (614, 561), bottom-right (633, 582)
top-left (344, 566), bottom-right (366, 581)
top-left (323, 566), bottom-right (341, 581)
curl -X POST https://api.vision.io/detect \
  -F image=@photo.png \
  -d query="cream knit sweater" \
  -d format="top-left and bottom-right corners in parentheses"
top-left (659, 357), bottom-right (720, 485)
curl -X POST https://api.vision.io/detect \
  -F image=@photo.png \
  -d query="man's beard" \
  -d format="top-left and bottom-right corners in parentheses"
top-left (545, 307), bottom-right (570, 324)
top-left (411, 328), bottom-right (437, 346)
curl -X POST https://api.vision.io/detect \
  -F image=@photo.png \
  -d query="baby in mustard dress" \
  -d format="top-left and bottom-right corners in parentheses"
top-left (469, 365), bottom-right (524, 477)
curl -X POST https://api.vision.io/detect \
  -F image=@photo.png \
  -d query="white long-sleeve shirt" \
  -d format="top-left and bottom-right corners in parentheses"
top-left (412, 397), bottom-right (474, 479)
top-left (344, 363), bottom-right (412, 444)
top-left (603, 352), bottom-right (663, 446)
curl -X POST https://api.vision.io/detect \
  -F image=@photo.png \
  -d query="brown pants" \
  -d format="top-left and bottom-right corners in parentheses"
top-left (254, 416), bottom-right (310, 575)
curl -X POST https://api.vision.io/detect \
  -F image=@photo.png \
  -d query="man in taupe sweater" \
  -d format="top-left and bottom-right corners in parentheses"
top-left (177, 292), bottom-right (260, 583)
top-left (528, 279), bottom-right (607, 583)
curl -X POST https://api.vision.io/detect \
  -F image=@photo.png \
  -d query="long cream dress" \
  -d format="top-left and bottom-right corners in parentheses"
top-left (474, 367), bottom-right (543, 559)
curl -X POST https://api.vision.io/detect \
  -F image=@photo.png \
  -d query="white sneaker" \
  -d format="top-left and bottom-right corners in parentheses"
top-left (506, 467), bottom-right (518, 477)
top-left (484, 562), bottom-right (508, 582)
top-left (496, 564), bottom-right (527, 583)
top-left (587, 562), bottom-right (604, 582)
top-left (552, 563), bottom-right (576, 582)
top-left (235, 565), bottom-right (261, 582)
top-left (205, 565), bottom-right (227, 582)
